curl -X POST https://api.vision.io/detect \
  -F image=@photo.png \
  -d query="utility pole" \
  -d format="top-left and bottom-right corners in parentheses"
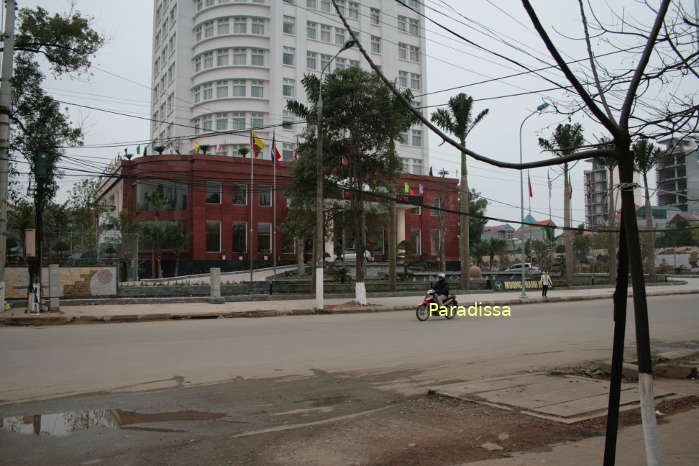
top-left (0, 0), bottom-right (17, 311)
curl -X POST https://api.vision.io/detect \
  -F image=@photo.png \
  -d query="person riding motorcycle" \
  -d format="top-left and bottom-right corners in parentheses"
top-left (434, 273), bottom-right (449, 305)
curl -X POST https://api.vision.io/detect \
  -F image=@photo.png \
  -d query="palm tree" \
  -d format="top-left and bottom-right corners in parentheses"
top-left (431, 93), bottom-right (489, 291)
top-left (633, 139), bottom-right (662, 282)
top-left (538, 123), bottom-right (584, 285)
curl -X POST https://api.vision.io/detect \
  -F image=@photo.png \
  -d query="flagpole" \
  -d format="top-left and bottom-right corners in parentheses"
top-left (272, 132), bottom-right (277, 281)
top-left (249, 130), bottom-right (254, 288)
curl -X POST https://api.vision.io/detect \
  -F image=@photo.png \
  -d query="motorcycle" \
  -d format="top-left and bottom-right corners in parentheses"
top-left (416, 289), bottom-right (458, 321)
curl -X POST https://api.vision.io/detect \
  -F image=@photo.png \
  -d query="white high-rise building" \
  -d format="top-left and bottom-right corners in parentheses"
top-left (150, 0), bottom-right (429, 174)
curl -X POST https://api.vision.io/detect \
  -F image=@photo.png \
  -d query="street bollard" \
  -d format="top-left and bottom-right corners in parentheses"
top-left (49, 264), bottom-right (60, 312)
top-left (208, 267), bottom-right (225, 304)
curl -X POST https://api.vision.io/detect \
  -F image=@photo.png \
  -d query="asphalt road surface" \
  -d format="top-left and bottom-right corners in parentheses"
top-left (1, 294), bottom-right (697, 405)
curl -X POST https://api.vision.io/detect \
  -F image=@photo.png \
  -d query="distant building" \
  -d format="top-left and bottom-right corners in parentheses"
top-left (635, 205), bottom-right (683, 230)
top-left (481, 224), bottom-right (514, 242)
top-left (515, 216), bottom-right (556, 243)
top-left (584, 158), bottom-right (641, 229)
top-left (656, 137), bottom-right (699, 214)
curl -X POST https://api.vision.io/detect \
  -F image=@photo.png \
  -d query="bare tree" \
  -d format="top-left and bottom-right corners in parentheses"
top-left (334, 0), bottom-right (697, 463)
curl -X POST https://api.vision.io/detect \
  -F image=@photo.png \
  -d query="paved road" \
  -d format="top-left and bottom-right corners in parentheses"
top-left (1, 294), bottom-right (696, 405)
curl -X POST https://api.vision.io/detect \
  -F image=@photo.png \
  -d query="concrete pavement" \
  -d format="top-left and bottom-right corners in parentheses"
top-left (2, 278), bottom-right (699, 326)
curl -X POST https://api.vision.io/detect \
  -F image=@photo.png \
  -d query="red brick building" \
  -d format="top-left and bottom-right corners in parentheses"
top-left (97, 154), bottom-right (460, 276)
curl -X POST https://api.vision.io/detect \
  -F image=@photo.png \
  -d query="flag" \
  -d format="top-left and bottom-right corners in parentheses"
top-left (418, 184), bottom-right (424, 195)
top-left (272, 133), bottom-right (282, 167)
top-left (215, 144), bottom-right (222, 153)
top-left (251, 131), bottom-right (265, 158)
top-left (528, 172), bottom-right (533, 198)
top-left (136, 145), bottom-right (141, 155)
top-left (194, 142), bottom-right (200, 152)
top-left (403, 182), bottom-right (409, 194)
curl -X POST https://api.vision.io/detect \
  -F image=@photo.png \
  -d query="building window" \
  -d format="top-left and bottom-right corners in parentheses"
top-left (335, 27), bottom-right (345, 45)
top-left (194, 26), bottom-right (202, 41)
top-left (278, 143), bottom-right (294, 162)
top-left (217, 49), bottom-right (229, 66)
top-left (282, 110), bottom-right (294, 129)
top-left (320, 53), bottom-right (331, 70)
top-left (232, 184), bottom-right (247, 205)
top-left (321, 0), bottom-right (331, 12)
top-left (233, 48), bottom-right (247, 65)
top-left (370, 8), bottom-right (380, 25)
top-left (398, 43), bottom-right (408, 61)
top-left (232, 79), bottom-right (246, 96)
top-left (193, 86), bottom-right (201, 103)
top-left (411, 228), bottom-right (421, 255)
top-left (410, 45), bottom-right (420, 63)
top-left (251, 18), bottom-right (265, 35)
top-left (206, 221), bottom-right (221, 253)
top-left (202, 82), bottom-right (213, 100)
top-left (134, 181), bottom-right (188, 211)
top-left (251, 112), bottom-right (264, 128)
top-left (349, 1), bottom-right (359, 19)
top-left (282, 78), bottom-right (295, 97)
top-left (251, 80), bottom-right (264, 97)
top-left (349, 59), bottom-right (359, 68)
top-left (410, 73), bottom-right (421, 90)
top-left (283, 16), bottom-right (295, 35)
top-left (216, 80), bottom-right (228, 98)
top-left (335, 57), bottom-right (347, 70)
top-left (204, 21), bottom-right (214, 38)
top-left (430, 198), bottom-right (440, 216)
top-left (257, 222), bottom-right (272, 253)
top-left (234, 17), bottom-right (247, 34)
top-left (409, 18), bottom-right (419, 35)
top-left (217, 18), bottom-right (230, 35)
top-left (412, 129), bottom-right (422, 146)
top-left (398, 15), bottom-right (407, 32)
top-left (399, 70), bottom-right (408, 88)
top-left (216, 113), bottom-right (228, 130)
top-left (194, 56), bottom-right (201, 72)
top-left (231, 112), bottom-right (246, 130)
top-left (283, 47), bottom-right (295, 66)
top-left (320, 24), bottom-right (331, 42)
top-left (306, 0), bottom-right (318, 8)
top-left (232, 222), bottom-right (247, 253)
top-left (203, 51), bottom-right (214, 68)
top-left (307, 51), bottom-right (317, 70)
top-left (431, 230), bottom-right (441, 255)
top-left (307, 21), bottom-right (317, 40)
top-left (371, 35), bottom-right (381, 54)
top-left (258, 185), bottom-right (272, 206)
top-left (206, 181), bottom-right (221, 203)
top-left (251, 48), bottom-right (265, 66)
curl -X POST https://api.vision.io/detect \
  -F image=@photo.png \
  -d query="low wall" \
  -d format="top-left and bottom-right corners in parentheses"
top-left (6, 267), bottom-right (118, 299)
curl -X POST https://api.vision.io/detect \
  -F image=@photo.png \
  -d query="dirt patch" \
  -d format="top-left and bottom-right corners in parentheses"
top-left (579, 395), bottom-right (699, 431)
top-left (253, 395), bottom-right (598, 466)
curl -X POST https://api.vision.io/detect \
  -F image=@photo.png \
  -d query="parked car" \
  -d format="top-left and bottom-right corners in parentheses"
top-left (340, 248), bottom-right (373, 262)
top-left (508, 263), bottom-right (540, 273)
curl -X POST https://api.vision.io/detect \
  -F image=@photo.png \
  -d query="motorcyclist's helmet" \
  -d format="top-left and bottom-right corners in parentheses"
top-left (437, 273), bottom-right (446, 279)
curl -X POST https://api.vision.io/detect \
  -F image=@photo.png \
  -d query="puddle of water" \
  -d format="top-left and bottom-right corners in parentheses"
top-left (1, 409), bottom-right (225, 437)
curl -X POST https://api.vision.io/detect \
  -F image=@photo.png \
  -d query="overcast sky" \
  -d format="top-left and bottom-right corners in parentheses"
top-left (16, 0), bottom-right (699, 229)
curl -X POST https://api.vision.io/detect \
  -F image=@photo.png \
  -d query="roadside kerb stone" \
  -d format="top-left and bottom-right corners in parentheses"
top-left (2, 286), bottom-right (698, 327)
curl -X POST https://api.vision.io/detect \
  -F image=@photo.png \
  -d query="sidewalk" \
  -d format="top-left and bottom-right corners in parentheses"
top-left (2, 278), bottom-right (699, 326)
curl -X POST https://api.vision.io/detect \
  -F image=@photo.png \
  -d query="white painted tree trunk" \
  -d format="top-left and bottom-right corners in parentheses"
top-left (639, 373), bottom-right (662, 465)
top-left (355, 281), bottom-right (367, 305)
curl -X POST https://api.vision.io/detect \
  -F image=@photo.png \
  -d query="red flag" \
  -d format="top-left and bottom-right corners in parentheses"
top-left (272, 132), bottom-right (282, 167)
top-left (528, 172), bottom-right (533, 198)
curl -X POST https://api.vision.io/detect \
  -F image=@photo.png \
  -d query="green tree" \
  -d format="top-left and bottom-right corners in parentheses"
top-left (486, 238), bottom-right (508, 270)
top-left (66, 179), bottom-right (107, 253)
top-left (431, 94), bottom-right (489, 291)
top-left (538, 123), bottom-right (584, 283)
top-left (573, 231), bottom-right (592, 271)
top-left (286, 67), bottom-right (415, 304)
top-left (468, 189), bottom-right (488, 247)
top-left (531, 239), bottom-right (551, 269)
top-left (9, 6), bottom-right (103, 299)
top-left (633, 139), bottom-right (662, 281)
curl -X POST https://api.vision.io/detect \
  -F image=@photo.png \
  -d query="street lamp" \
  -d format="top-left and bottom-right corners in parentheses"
top-left (518, 102), bottom-right (549, 298)
top-left (315, 40), bottom-right (356, 310)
